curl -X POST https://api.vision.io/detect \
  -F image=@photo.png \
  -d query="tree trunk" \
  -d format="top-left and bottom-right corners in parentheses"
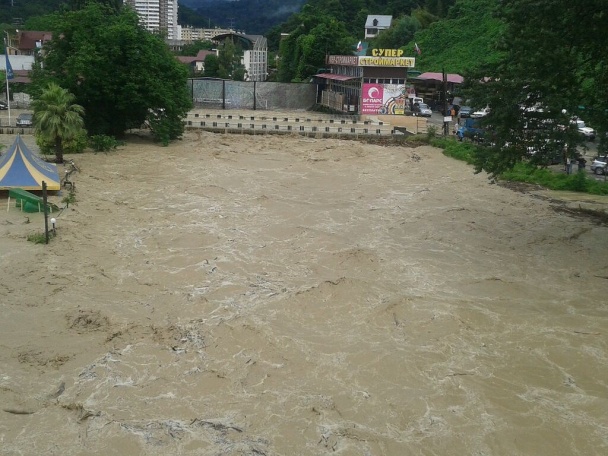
top-left (54, 137), bottom-right (64, 164)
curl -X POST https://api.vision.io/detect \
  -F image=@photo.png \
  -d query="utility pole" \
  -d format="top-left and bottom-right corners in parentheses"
top-left (442, 68), bottom-right (449, 136)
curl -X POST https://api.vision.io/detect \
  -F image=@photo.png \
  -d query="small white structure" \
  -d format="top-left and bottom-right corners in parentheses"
top-left (1, 54), bottom-right (35, 72)
top-left (365, 15), bottom-right (393, 39)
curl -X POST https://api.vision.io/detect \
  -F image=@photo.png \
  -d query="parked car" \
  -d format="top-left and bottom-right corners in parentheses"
top-left (590, 155), bottom-right (608, 175)
top-left (471, 107), bottom-right (491, 118)
top-left (571, 119), bottom-right (595, 141)
top-left (0, 101), bottom-right (7, 110)
top-left (413, 102), bottom-right (432, 117)
top-left (16, 113), bottom-right (33, 127)
top-left (458, 106), bottom-right (472, 118)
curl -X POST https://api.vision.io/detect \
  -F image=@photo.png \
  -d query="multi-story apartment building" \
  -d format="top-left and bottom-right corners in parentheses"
top-left (123, 0), bottom-right (178, 40)
top-left (242, 35), bottom-right (268, 82)
top-left (179, 26), bottom-right (236, 43)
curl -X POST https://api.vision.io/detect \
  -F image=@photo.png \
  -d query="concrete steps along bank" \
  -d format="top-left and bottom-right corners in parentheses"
top-left (183, 112), bottom-right (425, 137)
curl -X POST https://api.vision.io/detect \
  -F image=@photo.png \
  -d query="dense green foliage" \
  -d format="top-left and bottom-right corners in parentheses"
top-left (273, 0), bottom-right (500, 82)
top-left (411, 0), bottom-right (504, 73)
top-left (33, 82), bottom-right (86, 163)
top-left (277, 11), bottom-right (354, 82)
top-left (1, 0), bottom-right (121, 26)
top-left (499, 165), bottom-right (608, 195)
top-left (89, 134), bottom-right (123, 153)
top-left (0, 0), bottom-right (64, 26)
top-left (31, 3), bottom-right (192, 143)
top-left (432, 137), bottom-right (608, 195)
top-left (462, 0), bottom-right (608, 176)
top-left (184, 0), bottom-right (457, 38)
top-left (179, 40), bottom-right (214, 56)
top-left (368, 15), bottom-right (421, 51)
top-left (178, 4), bottom-right (212, 29)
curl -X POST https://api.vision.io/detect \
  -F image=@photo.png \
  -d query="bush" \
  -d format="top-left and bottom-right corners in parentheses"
top-left (62, 188), bottom-right (77, 207)
top-left (432, 137), bottom-right (477, 164)
top-left (432, 138), bottom-right (608, 195)
top-left (500, 163), bottom-right (608, 195)
top-left (35, 130), bottom-right (88, 155)
top-left (89, 134), bottom-right (122, 152)
top-left (27, 232), bottom-right (48, 244)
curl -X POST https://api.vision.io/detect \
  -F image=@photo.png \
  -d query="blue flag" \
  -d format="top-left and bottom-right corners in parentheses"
top-left (5, 50), bottom-right (14, 80)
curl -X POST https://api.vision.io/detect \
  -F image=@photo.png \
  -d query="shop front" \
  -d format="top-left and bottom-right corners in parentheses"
top-left (315, 50), bottom-right (417, 116)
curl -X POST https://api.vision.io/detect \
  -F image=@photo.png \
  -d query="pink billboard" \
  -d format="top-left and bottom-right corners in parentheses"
top-left (362, 83), bottom-right (384, 114)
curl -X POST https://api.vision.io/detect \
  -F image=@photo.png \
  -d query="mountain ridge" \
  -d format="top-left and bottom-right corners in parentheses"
top-left (179, 0), bottom-right (305, 35)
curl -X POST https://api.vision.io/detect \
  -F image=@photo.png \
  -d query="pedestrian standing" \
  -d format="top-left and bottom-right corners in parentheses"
top-left (577, 155), bottom-right (587, 171)
top-left (566, 156), bottom-right (572, 175)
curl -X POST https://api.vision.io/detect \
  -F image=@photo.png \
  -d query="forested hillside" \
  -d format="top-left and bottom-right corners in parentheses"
top-left (410, 0), bottom-right (504, 73)
top-left (1, 0), bottom-right (503, 77)
top-left (272, 0), bottom-right (502, 81)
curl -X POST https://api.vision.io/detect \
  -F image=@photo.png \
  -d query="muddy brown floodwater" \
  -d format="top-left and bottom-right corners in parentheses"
top-left (1, 118), bottom-right (608, 455)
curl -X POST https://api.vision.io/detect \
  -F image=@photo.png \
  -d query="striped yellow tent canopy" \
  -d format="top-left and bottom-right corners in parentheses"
top-left (0, 135), bottom-right (60, 191)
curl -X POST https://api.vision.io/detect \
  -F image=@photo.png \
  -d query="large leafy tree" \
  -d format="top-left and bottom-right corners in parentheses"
top-left (180, 40), bottom-right (214, 57)
top-left (68, 0), bottom-right (122, 11)
top-left (370, 15), bottom-right (421, 51)
top-left (32, 82), bottom-right (85, 163)
top-left (462, 0), bottom-right (608, 176)
top-left (203, 54), bottom-right (221, 78)
top-left (31, 2), bottom-right (191, 143)
top-left (277, 5), bottom-right (354, 82)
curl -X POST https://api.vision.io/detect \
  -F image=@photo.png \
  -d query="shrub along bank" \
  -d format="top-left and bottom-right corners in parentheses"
top-left (430, 137), bottom-right (608, 196)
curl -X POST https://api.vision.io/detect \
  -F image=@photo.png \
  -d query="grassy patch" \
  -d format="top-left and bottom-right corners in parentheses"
top-left (500, 163), bottom-right (608, 195)
top-left (27, 232), bottom-right (48, 244)
top-left (431, 137), bottom-right (608, 195)
top-left (431, 137), bottom-right (477, 164)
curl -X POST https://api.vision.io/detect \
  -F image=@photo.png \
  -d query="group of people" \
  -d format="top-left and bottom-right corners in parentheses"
top-left (564, 153), bottom-right (587, 175)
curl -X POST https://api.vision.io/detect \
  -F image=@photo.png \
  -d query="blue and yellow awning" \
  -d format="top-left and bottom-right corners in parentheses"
top-left (0, 135), bottom-right (60, 191)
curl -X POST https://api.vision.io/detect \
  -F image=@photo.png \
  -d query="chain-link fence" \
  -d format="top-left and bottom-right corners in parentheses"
top-left (189, 79), bottom-right (317, 111)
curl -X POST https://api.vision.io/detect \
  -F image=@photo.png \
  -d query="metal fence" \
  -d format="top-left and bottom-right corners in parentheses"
top-left (188, 79), bottom-right (317, 111)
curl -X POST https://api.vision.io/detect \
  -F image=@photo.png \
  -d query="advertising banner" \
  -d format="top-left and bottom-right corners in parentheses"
top-left (362, 83), bottom-right (408, 115)
top-left (361, 83), bottom-right (384, 114)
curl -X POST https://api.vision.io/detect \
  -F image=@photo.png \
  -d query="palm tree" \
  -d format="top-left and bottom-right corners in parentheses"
top-left (33, 83), bottom-right (86, 163)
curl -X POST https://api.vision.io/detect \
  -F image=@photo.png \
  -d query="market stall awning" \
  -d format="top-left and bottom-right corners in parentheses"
top-left (416, 72), bottom-right (464, 84)
top-left (314, 73), bottom-right (359, 81)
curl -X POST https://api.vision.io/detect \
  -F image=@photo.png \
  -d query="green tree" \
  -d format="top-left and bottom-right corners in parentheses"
top-left (370, 16), bottom-right (420, 51)
top-left (216, 40), bottom-right (242, 80)
top-left (277, 8), bottom-right (354, 82)
top-left (32, 3), bottom-right (192, 143)
top-left (409, 0), bottom-right (504, 74)
top-left (32, 82), bottom-right (86, 163)
top-left (203, 54), bottom-right (221, 78)
top-left (463, 0), bottom-right (608, 176)
top-left (180, 40), bottom-right (214, 57)
top-left (68, 0), bottom-right (122, 11)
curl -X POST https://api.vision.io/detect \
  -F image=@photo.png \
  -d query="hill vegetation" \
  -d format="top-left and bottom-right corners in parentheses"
top-left (3, 0), bottom-right (500, 77)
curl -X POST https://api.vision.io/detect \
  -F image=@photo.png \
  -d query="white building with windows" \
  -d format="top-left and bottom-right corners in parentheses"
top-left (364, 15), bottom-right (392, 39)
top-left (242, 35), bottom-right (268, 82)
top-left (179, 26), bottom-right (236, 43)
top-left (123, 0), bottom-right (179, 39)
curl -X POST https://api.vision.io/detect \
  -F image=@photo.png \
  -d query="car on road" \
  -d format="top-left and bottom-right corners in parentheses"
top-left (471, 107), bottom-right (491, 118)
top-left (0, 101), bottom-right (7, 110)
top-left (413, 102), bottom-right (432, 117)
top-left (572, 119), bottom-right (595, 141)
top-left (16, 113), bottom-right (33, 127)
top-left (590, 155), bottom-right (608, 175)
top-left (458, 106), bottom-right (472, 118)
